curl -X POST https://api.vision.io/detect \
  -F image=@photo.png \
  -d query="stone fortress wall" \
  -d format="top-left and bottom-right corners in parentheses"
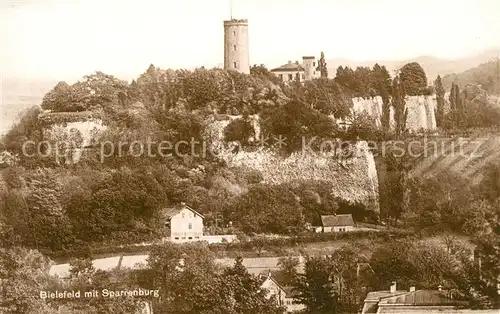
top-left (351, 95), bottom-right (442, 132)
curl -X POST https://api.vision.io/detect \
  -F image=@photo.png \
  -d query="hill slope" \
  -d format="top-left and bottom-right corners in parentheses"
top-left (326, 48), bottom-right (500, 83)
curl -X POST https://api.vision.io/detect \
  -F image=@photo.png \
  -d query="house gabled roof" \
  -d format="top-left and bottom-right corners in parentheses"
top-left (162, 202), bottom-right (204, 219)
top-left (321, 214), bottom-right (354, 227)
top-left (258, 270), bottom-right (300, 298)
top-left (378, 290), bottom-right (466, 306)
top-left (271, 62), bottom-right (305, 72)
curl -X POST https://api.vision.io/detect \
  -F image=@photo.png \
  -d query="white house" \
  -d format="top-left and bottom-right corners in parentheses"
top-left (163, 202), bottom-right (204, 243)
top-left (259, 270), bottom-right (306, 313)
top-left (270, 56), bottom-right (321, 83)
top-left (320, 214), bottom-right (355, 232)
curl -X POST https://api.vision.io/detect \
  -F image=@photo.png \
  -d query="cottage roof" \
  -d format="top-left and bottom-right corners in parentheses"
top-left (321, 214), bottom-right (354, 227)
top-left (162, 203), bottom-right (204, 219)
top-left (258, 270), bottom-right (299, 298)
top-left (378, 290), bottom-right (465, 306)
top-left (271, 62), bottom-right (305, 72)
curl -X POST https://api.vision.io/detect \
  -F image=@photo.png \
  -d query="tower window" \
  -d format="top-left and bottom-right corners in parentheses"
top-left (288, 74), bottom-right (293, 80)
top-left (233, 30), bottom-right (236, 36)
top-left (188, 223), bottom-right (192, 230)
top-left (233, 62), bottom-right (237, 68)
top-left (313, 62), bottom-right (316, 66)
top-left (279, 74), bottom-right (283, 80)
top-left (233, 45), bottom-right (236, 51)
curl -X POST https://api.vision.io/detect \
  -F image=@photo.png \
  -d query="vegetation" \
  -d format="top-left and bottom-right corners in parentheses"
top-left (1, 58), bottom-right (500, 312)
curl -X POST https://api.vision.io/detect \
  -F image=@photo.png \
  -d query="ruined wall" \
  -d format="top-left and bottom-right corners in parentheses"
top-left (351, 95), bottom-right (438, 132)
top-left (39, 111), bottom-right (107, 164)
top-left (205, 115), bottom-right (380, 212)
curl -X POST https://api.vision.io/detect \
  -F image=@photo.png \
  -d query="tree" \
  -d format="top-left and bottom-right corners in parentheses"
top-left (277, 256), bottom-right (300, 286)
top-left (228, 183), bottom-right (305, 234)
top-left (319, 52), bottom-right (328, 78)
top-left (142, 244), bottom-right (285, 313)
top-left (399, 62), bottom-right (428, 96)
top-left (0, 247), bottom-right (57, 314)
top-left (372, 64), bottom-right (392, 130)
top-left (391, 76), bottom-right (408, 137)
top-left (294, 256), bottom-right (338, 313)
top-left (261, 99), bottom-right (337, 153)
top-left (434, 75), bottom-right (445, 127)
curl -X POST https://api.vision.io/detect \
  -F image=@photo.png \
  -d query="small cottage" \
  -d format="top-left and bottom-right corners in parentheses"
top-left (320, 214), bottom-right (355, 232)
top-left (259, 270), bottom-right (306, 313)
top-left (163, 202), bottom-right (204, 243)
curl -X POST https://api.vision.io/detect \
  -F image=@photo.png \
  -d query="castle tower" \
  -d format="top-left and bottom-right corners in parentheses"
top-left (224, 19), bottom-right (250, 74)
top-left (302, 56), bottom-right (316, 81)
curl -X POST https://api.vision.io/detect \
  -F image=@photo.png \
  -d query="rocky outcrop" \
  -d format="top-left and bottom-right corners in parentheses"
top-left (205, 115), bottom-right (380, 212)
top-left (39, 111), bottom-right (107, 164)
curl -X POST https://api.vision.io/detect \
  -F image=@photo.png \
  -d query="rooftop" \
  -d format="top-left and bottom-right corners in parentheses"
top-left (321, 214), bottom-right (354, 227)
top-left (379, 290), bottom-right (466, 306)
top-left (270, 62), bottom-right (305, 72)
top-left (162, 202), bottom-right (204, 219)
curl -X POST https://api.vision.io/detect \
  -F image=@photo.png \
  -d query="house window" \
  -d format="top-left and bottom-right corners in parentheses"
top-left (279, 74), bottom-right (283, 80)
top-left (188, 223), bottom-right (192, 230)
top-left (174, 237), bottom-right (179, 240)
top-left (313, 61), bottom-right (316, 66)
top-left (182, 213), bottom-right (185, 218)
top-left (233, 62), bottom-right (237, 68)
top-left (288, 74), bottom-right (293, 80)
top-left (188, 236), bottom-right (192, 240)
top-left (233, 45), bottom-right (236, 51)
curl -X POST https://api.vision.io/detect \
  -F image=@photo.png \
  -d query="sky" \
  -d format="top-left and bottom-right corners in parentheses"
top-left (1, 0), bottom-right (500, 82)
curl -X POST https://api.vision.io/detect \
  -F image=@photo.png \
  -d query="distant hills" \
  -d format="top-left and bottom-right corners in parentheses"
top-left (442, 59), bottom-right (500, 92)
top-left (326, 48), bottom-right (500, 85)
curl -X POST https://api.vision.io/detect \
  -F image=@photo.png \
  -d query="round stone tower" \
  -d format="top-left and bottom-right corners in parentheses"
top-left (224, 19), bottom-right (250, 74)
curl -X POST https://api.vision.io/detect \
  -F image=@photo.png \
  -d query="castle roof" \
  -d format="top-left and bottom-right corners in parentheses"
top-left (271, 62), bottom-right (305, 72)
top-left (321, 214), bottom-right (354, 227)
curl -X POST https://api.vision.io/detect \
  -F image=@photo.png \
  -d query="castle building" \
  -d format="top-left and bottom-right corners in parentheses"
top-left (270, 56), bottom-right (321, 83)
top-left (223, 19), bottom-right (250, 74)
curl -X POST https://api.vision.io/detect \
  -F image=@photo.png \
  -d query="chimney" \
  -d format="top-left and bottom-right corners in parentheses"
top-left (390, 282), bottom-right (397, 293)
top-left (288, 60), bottom-right (292, 64)
top-left (409, 286), bottom-right (415, 292)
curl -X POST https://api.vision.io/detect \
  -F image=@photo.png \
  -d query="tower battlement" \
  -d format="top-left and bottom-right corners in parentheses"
top-left (224, 19), bottom-right (248, 26)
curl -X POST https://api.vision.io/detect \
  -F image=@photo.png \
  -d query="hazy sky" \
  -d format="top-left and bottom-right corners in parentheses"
top-left (1, 0), bottom-right (499, 82)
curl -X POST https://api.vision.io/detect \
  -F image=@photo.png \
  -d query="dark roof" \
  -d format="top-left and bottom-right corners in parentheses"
top-left (271, 63), bottom-right (305, 72)
top-left (321, 214), bottom-right (354, 227)
top-left (379, 290), bottom-right (466, 306)
top-left (258, 270), bottom-right (299, 298)
top-left (162, 203), bottom-right (204, 219)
